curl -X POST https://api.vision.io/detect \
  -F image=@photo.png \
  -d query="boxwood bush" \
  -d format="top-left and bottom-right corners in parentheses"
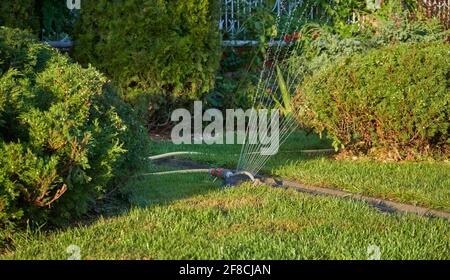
top-left (294, 42), bottom-right (449, 160)
top-left (72, 0), bottom-right (221, 125)
top-left (0, 27), bottom-right (149, 244)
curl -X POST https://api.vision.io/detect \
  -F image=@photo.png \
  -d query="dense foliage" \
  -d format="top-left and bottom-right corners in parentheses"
top-left (285, 8), bottom-right (449, 160)
top-left (72, 0), bottom-right (221, 124)
top-left (40, 0), bottom-right (78, 40)
top-left (0, 27), bottom-right (148, 244)
top-left (294, 42), bottom-right (449, 159)
top-left (0, 0), bottom-right (77, 40)
top-left (287, 16), bottom-right (449, 87)
top-left (0, 1), bottom-right (39, 33)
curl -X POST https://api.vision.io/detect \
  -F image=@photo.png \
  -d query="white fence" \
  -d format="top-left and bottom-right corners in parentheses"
top-left (419, 0), bottom-right (450, 28)
top-left (220, 0), bottom-right (450, 38)
top-left (219, 0), bottom-right (306, 36)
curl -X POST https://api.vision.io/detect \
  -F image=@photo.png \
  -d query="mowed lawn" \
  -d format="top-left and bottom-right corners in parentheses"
top-left (151, 131), bottom-right (450, 211)
top-left (2, 173), bottom-right (449, 260)
top-left (3, 131), bottom-right (448, 260)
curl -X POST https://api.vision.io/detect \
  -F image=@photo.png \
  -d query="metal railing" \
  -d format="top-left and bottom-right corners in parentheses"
top-left (220, 0), bottom-right (450, 38)
top-left (219, 0), bottom-right (306, 36)
top-left (419, 0), bottom-right (450, 28)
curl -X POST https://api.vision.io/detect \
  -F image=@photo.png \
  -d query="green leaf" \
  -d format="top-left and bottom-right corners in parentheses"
top-left (275, 64), bottom-right (292, 117)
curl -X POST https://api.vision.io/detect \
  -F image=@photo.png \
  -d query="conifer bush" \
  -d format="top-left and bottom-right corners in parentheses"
top-left (294, 42), bottom-right (449, 160)
top-left (72, 0), bottom-right (221, 124)
top-left (0, 27), bottom-right (148, 243)
top-left (0, 1), bottom-right (39, 33)
top-left (0, 0), bottom-right (77, 40)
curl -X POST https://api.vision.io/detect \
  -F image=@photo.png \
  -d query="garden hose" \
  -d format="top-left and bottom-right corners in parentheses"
top-left (137, 169), bottom-right (211, 176)
top-left (148, 151), bottom-right (203, 160)
top-left (147, 153), bottom-right (256, 186)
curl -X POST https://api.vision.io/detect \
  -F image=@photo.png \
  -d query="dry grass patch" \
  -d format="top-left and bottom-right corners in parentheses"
top-left (210, 218), bottom-right (325, 238)
top-left (172, 194), bottom-right (268, 211)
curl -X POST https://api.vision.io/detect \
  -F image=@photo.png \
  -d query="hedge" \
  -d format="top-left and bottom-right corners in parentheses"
top-left (0, 1), bottom-right (78, 40)
top-left (72, 0), bottom-right (221, 124)
top-left (294, 42), bottom-right (449, 160)
top-left (0, 1), bottom-right (39, 33)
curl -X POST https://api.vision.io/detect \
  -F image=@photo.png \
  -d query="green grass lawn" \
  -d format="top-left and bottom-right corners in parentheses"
top-left (3, 131), bottom-right (448, 260)
top-left (3, 173), bottom-right (449, 260)
top-left (150, 131), bottom-right (450, 211)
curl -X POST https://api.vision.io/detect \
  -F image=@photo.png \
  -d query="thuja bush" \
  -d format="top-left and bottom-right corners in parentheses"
top-left (0, 1), bottom-right (39, 33)
top-left (72, 0), bottom-right (221, 124)
top-left (0, 27), bottom-right (149, 243)
top-left (294, 42), bottom-right (449, 160)
top-left (0, 0), bottom-right (78, 40)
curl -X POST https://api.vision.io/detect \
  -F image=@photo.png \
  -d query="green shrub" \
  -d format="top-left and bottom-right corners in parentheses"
top-left (0, 0), bottom-right (78, 40)
top-left (40, 0), bottom-right (79, 41)
top-left (72, 0), bottom-right (221, 124)
top-left (0, 27), bottom-right (149, 244)
top-left (0, 1), bottom-right (39, 33)
top-left (294, 42), bottom-right (449, 160)
top-left (287, 17), bottom-right (449, 88)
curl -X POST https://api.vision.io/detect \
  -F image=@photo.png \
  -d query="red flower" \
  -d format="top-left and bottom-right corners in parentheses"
top-left (284, 34), bottom-right (292, 43)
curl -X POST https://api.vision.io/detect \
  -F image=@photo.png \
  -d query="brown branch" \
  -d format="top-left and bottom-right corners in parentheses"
top-left (34, 184), bottom-right (68, 208)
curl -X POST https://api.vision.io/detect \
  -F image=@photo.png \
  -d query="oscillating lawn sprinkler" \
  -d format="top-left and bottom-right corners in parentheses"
top-left (209, 168), bottom-right (257, 187)
top-left (147, 152), bottom-right (258, 188)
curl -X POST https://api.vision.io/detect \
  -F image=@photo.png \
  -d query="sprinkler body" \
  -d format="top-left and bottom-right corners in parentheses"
top-left (210, 168), bottom-right (256, 187)
top-left (149, 152), bottom-right (257, 187)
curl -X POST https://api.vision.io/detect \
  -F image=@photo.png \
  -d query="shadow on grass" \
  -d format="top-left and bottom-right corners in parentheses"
top-left (78, 151), bottom-right (327, 228)
top-left (46, 130), bottom-right (332, 238)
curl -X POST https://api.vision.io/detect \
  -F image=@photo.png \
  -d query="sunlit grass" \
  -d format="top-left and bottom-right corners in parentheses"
top-left (4, 131), bottom-right (448, 260)
top-left (150, 130), bottom-right (450, 211)
top-left (3, 175), bottom-right (449, 260)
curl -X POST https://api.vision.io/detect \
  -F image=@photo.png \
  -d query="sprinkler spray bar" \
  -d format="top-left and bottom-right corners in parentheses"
top-left (210, 168), bottom-right (256, 183)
